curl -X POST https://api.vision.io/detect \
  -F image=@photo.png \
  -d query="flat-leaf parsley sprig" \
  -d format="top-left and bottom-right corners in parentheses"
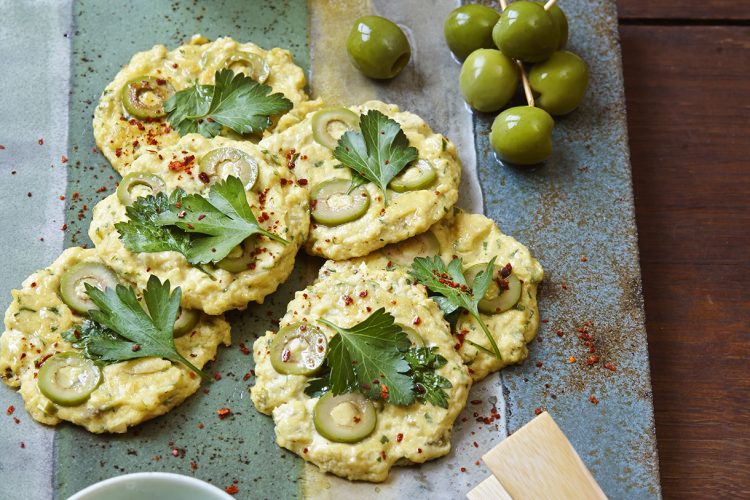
top-left (115, 176), bottom-right (287, 266)
top-left (410, 256), bottom-right (502, 359)
top-left (334, 110), bottom-right (418, 205)
top-left (62, 275), bottom-right (209, 380)
top-left (165, 69), bottom-right (293, 138)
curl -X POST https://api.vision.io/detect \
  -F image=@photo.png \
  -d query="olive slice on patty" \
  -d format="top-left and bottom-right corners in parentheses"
top-left (116, 172), bottom-right (166, 206)
top-left (120, 76), bottom-right (174, 120)
top-left (270, 323), bottom-right (327, 376)
top-left (199, 147), bottom-right (259, 190)
top-left (216, 238), bottom-right (257, 273)
top-left (311, 107), bottom-right (360, 150)
top-left (173, 308), bottom-right (200, 337)
top-left (219, 51), bottom-right (270, 83)
top-left (314, 392), bottom-right (377, 443)
top-left (38, 352), bottom-right (102, 406)
top-left (389, 159), bottom-right (437, 193)
top-left (59, 262), bottom-right (119, 314)
top-left (381, 231), bottom-right (441, 267)
top-left (311, 178), bottom-right (370, 226)
top-left (398, 325), bottom-right (425, 347)
top-left (464, 263), bottom-right (522, 314)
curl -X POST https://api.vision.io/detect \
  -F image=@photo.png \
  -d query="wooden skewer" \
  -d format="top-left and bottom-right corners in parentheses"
top-left (543, 0), bottom-right (558, 11)
top-left (498, 0), bottom-right (535, 108)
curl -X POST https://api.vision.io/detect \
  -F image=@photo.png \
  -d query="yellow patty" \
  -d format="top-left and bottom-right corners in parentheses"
top-left (259, 100), bottom-right (461, 260)
top-left (93, 35), bottom-right (310, 174)
top-left (0, 247), bottom-right (230, 433)
top-left (251, 263), bottom-right (471, 482)
top-left (89, 134), bottom-right (309, 315)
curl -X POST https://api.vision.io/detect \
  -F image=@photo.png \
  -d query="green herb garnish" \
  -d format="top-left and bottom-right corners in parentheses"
top-left (334, 110), bottom-right (418, 205)
top-left (62, 275), bottom-right (208, 379)
top-left (410, 256), bottom-right (502, 359)
top-left (165, 69), bottom-right (292, 138)
top-left (116, 176), bottom-right (286, 265)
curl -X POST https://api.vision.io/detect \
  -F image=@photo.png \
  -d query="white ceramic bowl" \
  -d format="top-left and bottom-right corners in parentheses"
top-left (67, 472), bottom-right (234, 500)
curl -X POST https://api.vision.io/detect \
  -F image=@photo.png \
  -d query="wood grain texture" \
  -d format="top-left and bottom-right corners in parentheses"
top-left (467, 476), bottom-right (513, 500)
top-left (617, 0), bottom-right (750, 21)
top-left (619, 25), bottom-right (750, 499)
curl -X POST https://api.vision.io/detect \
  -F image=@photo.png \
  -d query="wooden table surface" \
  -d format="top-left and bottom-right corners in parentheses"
top-left (616, 1), bottom-right (750, 497)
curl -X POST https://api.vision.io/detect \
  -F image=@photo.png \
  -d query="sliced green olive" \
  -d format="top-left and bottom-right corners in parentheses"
top-left (173, 308), bottom-right (200, 337)
top-left (311, 178), bottom-right (370, 226)
top-left (381, 231), bottom-right (441, 267)
top-left (219, 51), bottom-right (270, 83)
top-left (216, 238), bottom-right (257, 273)
top-left (314, 392), bottom-right (377, 443)
top-left (464, 263), bottom-right (522, 314)
top-left (38, 352), bottom-right (102, 406)
top-left (312, 107), bottom-right (360, 149)
top-left (116, 172), bottom-right (166, 206)
top-left (389, 159), bottom-right (437, 193)
top-left (60, 262), bottom-right (119, 314)
top-left (199, 147), bottom-right (259, 190)
top-left (120, 76), bottom-right (174, 119)
top-left (398, 325), bottom-right (425, 347)
top-left (270, 323), bottom-right (327, 376)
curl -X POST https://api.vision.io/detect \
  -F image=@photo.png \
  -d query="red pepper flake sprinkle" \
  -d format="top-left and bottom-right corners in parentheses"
top-left (473, 441), bottom-right (479, 448)
top-left (38, 138), bottom-right (44, 145)
top-left (536, 361), bottom-right (543, 368)
top-left (190, 461), bottom-right (198, 470)
top-left (19, 441), bottom-right (25, 449)
top-left (460, 467), bottom-right (467, 473)
top-left (303, 447), bottom-right (309, 454)
top-left (72, 192), bottom-right (79, 200)
top-left (59, 195), bottom-right (65, 201)
top-left (412, 316), bottom-right (421, 326)
top-left (61, 155), bottom-right (68, 163)
top-left (581, 256), bottom-right (588, 262)
top-left (239, 343), bottom-right (251, 355)
top-left (604, 362), bottom-right (617, 371)
top-left (380, 383), bottom-right (389, 400)
top-left (198, 172), bottom-right (210, 184)
top-left (61, 224), bottom-right (68, 231)
top-left (213, 372), bottom-right (222, 381)
top-left (96, 186), bottom-right (107, 193)
top-left (225, 485), bottom-right (238, 495)
top-left (342, 295), bottom-right (354, 306)
top-left (217, 407), bottom-right (231, 419)
top-left (13, 417), bottom-right (20, 424)
top-left (171, 448), bottom-right (180, 457)
top-left (131, 344), bottom-right (141, 352)
top-left (30, 282), bottom-right (37, 288)
top-left (470, 399), bottom-right (482, 405)
top-left (568, 356), bottom-right (577, 363)
top-left (534, 408), bottom-right (543, 416)
top-left (358, 290), bottom-right (368, 298)
top-left (197, 422), bottom-right (204, 429)
top-left (6, 405), bottom-right (15, 416)
top-left (586, 355), bottom-right (600, 366)
top-left (0, 145), bottom-right (5, 150)
top-left (396, 433), bottom-right (404, 443)
top-left (27, 192), bottom-right (32, 197)
top-left (298, 178), bottom-right (308, 186)
top-left (417, 448), bottom-right (423, 454)
top-left (589, 395), bottom-right (599, 405)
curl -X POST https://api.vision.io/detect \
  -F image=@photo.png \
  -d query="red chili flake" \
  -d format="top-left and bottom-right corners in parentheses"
top-left (27, 192), bottom-right (32, 197)
top-left (190, 461), bottom-right (198, 470)
top-left (412, 316), bottom-right (421, 326)
top-left (297, 178), bottom-right (308, 186)
top-left (213, 372), bottom-right (222, 381)
top-left (473, 441), bottom-right (479, 448)
top-left (225, 485), bottom-right (238, 495)
top-left (61, 155), bottom-right (68, 163)
top-left (37, 138), bottom-right (44, 145)
top-left (6, 405), bottom-right (15, 415)
top-left (396, 433), bottom-right (404, 443)
top-left (0, 145), bottom-right (5, 150)
top-left (303, 447), bottom-right (309, 454)
top-left (198, 172), bottom-right (210, 184)
top-left (568, 356), bottom-right (577, 363)
top-left (358, 290), bottom-right (368, 298)
top-left (604, 362), bottom-right (617, 371)
top-left (417, 448), bottom-right (422, 454)
top-left (586, 355), bottom-right (600, 366)
top-left (380, 450), bottom-right (387, 461)
top-left (29, 282), bottom-right (37, 288)
top-left (581, 256), bottom-right (588, 262)
top-left (542, 319), bottom-right (549, 323)
top-left (281, 348), bottom-right (291, 362)
top-left (198, 214), bottom-right (206, 221)
top-left (500, 263), bottom-right (513, 278)
top-left (242, 372), bottom-right (252, 381)
top-left (470, 400), bottom-right (482, 405)
top-left (13, 417), bottom-right (19, 424)
top-left (19, 442), bottom-right (25, 449)
top-left (131, 344), bottom-right (141, 352)
top-left (197, 422), bottom-right (204, 429)
top-left (171, 448), bottom-right (180, 457)
top-left (380, 384), bottom-right (389, 400)
top-left (96, 186), bottom-right (107, 193)
top-left (589, 395), bottom-right (599, 405)
top-left (239, 343), bottom-right (250, 355)
top-left (342, 295), bottom-right (354, 306)
top-left (217, 407), bottom-right (231, 419)
top-left (72, 192), bottom-right (79, 201)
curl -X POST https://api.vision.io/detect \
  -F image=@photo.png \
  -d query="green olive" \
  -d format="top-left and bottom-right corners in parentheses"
top-left (116, 172), bottom-right (166, 206)
top-left (38, 352), bottom-right (102, 406)
top-left (311, 179), bottom-right (370, 226)
top-left (216, 238), bottom-right (257, 273)
top-left (464, 263), bottom-right (522, 314)
top-left (346, 16), bottom-right (411, 79)
top-left (443, 5), bottom-right (500, 61)
top-left (314, 392), bottom-right (377, 443)
top-left (459, 49), bottom-right (519, 113)
top-left (199, 147), bottom-right (259, 190)
top-left (270, 323), bottom-right (327, 376)
top-left (218, 51), bottom-right (270, 83)
top-left (490, 106), bottom-right (554, 165)
top-left (529, 50), bottom-right (588, 116)
top-left (120, 76), bottom-right (174, 119)
top-left (492, 1), bottom-right (558, 63)
top-left (544, 3), bottom-right (569, 49)
top-left (381, 231), bottom-right (440, 267)
top-left (59, 262), bottom-right (119, 314)
top-left (173, 308), bottom-right (200, 337)
top-left (312, 107), bottom-right (360, 149)
top-left (389, 159), bottom-right (437, 192)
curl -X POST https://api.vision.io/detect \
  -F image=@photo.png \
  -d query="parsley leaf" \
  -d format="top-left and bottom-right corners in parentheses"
top-left (405, 347), bottom-right (452, 409)
top-left (410, 256), bottom-right (502, 359)
top-left (318, 308), bottom-right (414, 406)
top-left (61, 275), bottom-right (209, 379)
top-left (116, 176), bottom-right (286, 265)
top-left (334, 110), bottom-right (419, 205)
top-left (303, 372), bottom-right (330, 398)
top-left (165, 69), bottom-right (293, 138)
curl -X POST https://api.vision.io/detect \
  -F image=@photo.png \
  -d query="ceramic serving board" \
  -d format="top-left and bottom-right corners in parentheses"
top-left (0, 0), bottom-right (661, 498)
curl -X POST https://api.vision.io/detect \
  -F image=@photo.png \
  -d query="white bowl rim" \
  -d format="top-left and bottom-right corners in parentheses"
top-left (67, 471), bottom-right (234, 500)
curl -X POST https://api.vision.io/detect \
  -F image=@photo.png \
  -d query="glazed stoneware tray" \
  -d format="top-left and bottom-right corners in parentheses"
top-left (0, 0), bottom-right (661, 498)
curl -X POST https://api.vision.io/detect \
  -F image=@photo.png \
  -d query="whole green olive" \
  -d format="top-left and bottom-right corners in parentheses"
top-left (490, 106), bottom-right (554, 165)
top-left (529, 50), bottom-right (589, 116)
top-left (346, 15), bottom-right (411, 79)
top-left (459, 49), bottom-right (518, 112)
top-left (444, 5), bottom-right (500, 61)
top-left (544, 3), bottom-right (569, 49)
top-left (492, 1), bottom-right (558, 63)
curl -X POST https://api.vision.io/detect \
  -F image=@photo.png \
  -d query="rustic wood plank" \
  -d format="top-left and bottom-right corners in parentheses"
top-left (467, 476), bottom-right (513, 500)
top-left (619, 25), bottom-right (750, 498)
top-left (617, 0), bottom-right (750, 21)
